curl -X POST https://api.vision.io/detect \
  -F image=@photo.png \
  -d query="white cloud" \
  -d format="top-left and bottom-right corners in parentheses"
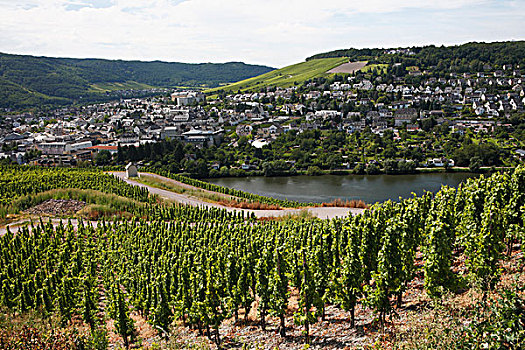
top-left (0, 0), bottom-right (523, 67)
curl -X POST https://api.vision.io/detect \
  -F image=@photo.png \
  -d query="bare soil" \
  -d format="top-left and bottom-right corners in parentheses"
top-left (327, 61), bottom-right (368, 74)
top-left (139, 248), bottom-right (525, 350)
top-left (25, 199), bottom-right (86, 216)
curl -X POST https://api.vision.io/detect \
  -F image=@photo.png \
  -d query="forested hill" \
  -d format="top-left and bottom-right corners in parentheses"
top-left (307, 41), bottom-right (525, 69)
top-left (0, 52), bottom-right (274, 109)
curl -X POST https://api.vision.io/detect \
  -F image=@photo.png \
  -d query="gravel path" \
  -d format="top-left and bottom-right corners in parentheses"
top-left (111, 172), bottom-right (364, 219)
top-left (0, 218), bottom-right (97, 236)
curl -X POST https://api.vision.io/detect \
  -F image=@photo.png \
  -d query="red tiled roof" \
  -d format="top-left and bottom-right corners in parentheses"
top-left (87, 145), bottom-right (118, 150)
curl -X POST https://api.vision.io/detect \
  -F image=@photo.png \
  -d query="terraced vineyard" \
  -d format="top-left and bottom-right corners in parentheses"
top-left (0, 165), bottom-right (523, 349)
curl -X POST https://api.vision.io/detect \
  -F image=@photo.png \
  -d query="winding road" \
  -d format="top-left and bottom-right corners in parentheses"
top-left (0, 173), bottom-right (364, 235)
top-left (111, 172), bottom-right (364, 219)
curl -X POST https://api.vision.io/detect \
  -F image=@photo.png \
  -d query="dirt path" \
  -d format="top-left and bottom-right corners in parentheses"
top-left (111, 172), bottom-right (364, 219)
top-left (0, 218), bottom-right (98, 236)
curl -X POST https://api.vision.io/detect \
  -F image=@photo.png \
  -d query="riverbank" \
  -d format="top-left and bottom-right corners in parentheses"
top-left (206, 172), bottom-right (478, 204)
top-left (203, 165), bottom-right (511, 178)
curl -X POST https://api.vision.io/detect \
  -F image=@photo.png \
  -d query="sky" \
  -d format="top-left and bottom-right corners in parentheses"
top-left (0, 0), bottom-right (524, 68)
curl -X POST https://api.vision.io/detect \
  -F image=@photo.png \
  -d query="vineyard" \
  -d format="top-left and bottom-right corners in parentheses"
top-left (0, 166), bottom-right (152, 207)
top-left (0, 166), bottom-right (251, 224)
top-left (0, 166), bottom-right (524, 349)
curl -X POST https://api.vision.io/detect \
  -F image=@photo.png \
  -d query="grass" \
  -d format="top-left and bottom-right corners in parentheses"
top-left (136, 175), bottom-right (283, 210)
top-left (361, 63), bottom-right (388, 74)
top-left (136, 175), bottom-right (235, 203)
top-left (320, 198), bottom-right (369, 209)
top-left (3, 188), bottom-right (149, 221)
top-left (206, 57), bottom-right (350, 93)
top-left (77, 204), bottom-right (134, 220)
top-left (258, 209), bottom-right (316, 222)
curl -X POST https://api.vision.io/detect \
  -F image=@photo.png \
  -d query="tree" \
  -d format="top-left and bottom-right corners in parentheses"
top-left (353, 163), bottom-right (366, 175)
top-left (366, 163), bottom-right (381, 175)
top-left (262, 160), bottom-right (290, 176)
top-left (383, 159), bottom-right (398, 174)
top-left (306, 165), bottom-right (323, 176)
top-left (95, 150), bottom-right (112, 166)
top-left (469, 156), bottom-right (482, 173)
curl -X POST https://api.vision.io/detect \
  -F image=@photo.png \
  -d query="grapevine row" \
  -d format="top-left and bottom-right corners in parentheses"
top-left (0, 166), bottom-right (523, 347)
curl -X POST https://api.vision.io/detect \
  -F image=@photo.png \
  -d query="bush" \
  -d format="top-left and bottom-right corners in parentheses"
top-left (460, 284), bottom-right (525, 349)
top-left (469, 156), bottom-right (482, 173)
top-left (366, 163), bottom-right (381, 175)
top-left (353, 163), bottom-right (366, 175)
top-left (208, 169), bottom-right (220, 178)
top-left (306, 166), bottom-right (323, 176)
top-left (398, 160), bottom-right (417, 174)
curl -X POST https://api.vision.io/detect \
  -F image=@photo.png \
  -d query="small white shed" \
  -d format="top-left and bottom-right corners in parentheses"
top-left (125, 162), bottom-right (138, 178)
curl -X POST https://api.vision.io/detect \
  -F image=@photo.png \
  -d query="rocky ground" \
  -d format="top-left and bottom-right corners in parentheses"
top-left (111, 249), bottom-right (524, 350)
top-left (24, 199), bottom-right (86, 216)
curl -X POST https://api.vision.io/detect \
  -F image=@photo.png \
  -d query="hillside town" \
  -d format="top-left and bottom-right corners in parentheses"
top-left (1, 63), bottom-right (524, 172)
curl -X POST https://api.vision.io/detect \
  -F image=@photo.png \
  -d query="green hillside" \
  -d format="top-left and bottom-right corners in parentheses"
top-left (0, 53), bottom-right (274, 109)
top-left (308, 41), bottom-right (525, 68)
top-left (206, 57), bottom-right (350, 93)
top-left (207, 41), bottom-right (525, 95)
top-left (89, 81), bottom-right (156, 92)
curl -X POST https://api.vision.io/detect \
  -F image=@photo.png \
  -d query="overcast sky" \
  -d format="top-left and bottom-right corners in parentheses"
top-left (0, 0), bottom-right (524, 68)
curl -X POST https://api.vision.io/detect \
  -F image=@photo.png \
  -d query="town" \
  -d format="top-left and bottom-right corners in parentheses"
top-left (1, 60), bottom-right (524, 176)
top-left (1, 0), bottom-right (525, 347)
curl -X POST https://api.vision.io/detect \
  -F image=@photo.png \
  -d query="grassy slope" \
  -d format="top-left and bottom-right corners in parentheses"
top-left (0, 77), bottom-right (70, 108)
top-left (206, 57), bottom-right (350, 93)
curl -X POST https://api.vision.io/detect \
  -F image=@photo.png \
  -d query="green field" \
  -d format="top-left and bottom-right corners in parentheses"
top-left (361, 63), bottom-right (388, 74)
top-left (206, 57), bottom-right (351, 93)
top-left (89, 81), bottom-right (156, 92)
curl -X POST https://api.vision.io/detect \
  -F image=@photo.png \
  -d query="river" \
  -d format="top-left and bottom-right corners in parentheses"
top-left (206, 173), bottom-right (477, 204)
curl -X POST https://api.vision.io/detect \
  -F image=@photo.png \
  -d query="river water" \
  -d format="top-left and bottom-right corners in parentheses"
top-left (206, 173), bottom-right (477, 204)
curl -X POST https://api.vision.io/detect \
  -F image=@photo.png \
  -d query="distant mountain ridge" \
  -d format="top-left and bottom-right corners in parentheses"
top-left (0, 52), bottom-right (274, 109)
